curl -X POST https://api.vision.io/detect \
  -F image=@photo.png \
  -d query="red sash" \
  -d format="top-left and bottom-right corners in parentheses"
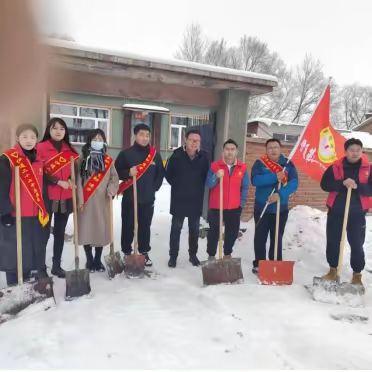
top-left (259, 154), bottom-right (288, 185)
top-left (44, 151), bottom-right (79, 176)
top-left (117, 146), bottom-right (156, 195)
top-left (4, 149), bottom-right (49, 226)
top-left (83, 155), bottom-right (113, 205)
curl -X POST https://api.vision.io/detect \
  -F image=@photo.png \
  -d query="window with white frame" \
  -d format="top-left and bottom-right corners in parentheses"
top-left (50, 103), bottom-right (110, 144)
top-left (170, 115), bottom-right (208, 149)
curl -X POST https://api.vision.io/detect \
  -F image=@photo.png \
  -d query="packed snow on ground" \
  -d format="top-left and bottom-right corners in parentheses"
top-left (0, 182), bottom-right (372, 369)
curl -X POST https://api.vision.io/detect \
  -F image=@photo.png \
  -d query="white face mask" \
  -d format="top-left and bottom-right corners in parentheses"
top-left (91, 141), bottom-right (104, 151)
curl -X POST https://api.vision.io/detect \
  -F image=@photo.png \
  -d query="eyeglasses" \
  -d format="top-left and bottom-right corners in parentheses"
top-left (187, 138), bottom-right (201, 144)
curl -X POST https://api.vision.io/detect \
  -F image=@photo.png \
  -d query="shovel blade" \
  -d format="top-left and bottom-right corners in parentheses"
top-left (65, 269), bottom-right (91, 300)
top-left (201, 258), bottom-right (243, 286)
top-left (104, 251), bottom-right (125, 279)
top-left (338, 281), bottom-right (365, 296)
top-left (124, 254), bottom-right (145, 278)
top-left (258, 260), bottom-right (295, 285)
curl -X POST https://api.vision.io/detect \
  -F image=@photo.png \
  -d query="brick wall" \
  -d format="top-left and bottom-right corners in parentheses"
top-left (242, 138), bottom-right (372, 221)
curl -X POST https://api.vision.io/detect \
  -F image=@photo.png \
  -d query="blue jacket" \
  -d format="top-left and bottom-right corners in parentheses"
top-left (251, 154), bottom-right (298, 213)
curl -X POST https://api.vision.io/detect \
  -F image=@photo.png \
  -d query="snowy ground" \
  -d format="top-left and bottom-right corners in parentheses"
top-left (0, 182), bottom-right (372, 369)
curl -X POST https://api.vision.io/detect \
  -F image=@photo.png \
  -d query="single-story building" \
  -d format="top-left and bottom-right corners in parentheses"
top-left (41, 39), bottom-right (277, 163)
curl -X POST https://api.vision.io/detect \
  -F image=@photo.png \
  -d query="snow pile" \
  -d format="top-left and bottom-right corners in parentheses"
top-left (0, 185), bottom-right (371, 369)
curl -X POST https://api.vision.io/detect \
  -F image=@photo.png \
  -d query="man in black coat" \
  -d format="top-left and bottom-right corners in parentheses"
top-left (165, 129), bottom-right (209, 267)
top-left (320, 138), bottom-right (372, 292)
top-left (115, 123), bottom-right (164, 267)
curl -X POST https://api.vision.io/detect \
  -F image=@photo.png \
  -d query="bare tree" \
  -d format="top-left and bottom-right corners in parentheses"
top-left (289, 55), bottom-right (326, 123)
top-left (175, 23), bottom-right (206, 63)
top-left (331, 85), bottom-right (372, 129)
top-left (204, 38), bottom-right (230, 67)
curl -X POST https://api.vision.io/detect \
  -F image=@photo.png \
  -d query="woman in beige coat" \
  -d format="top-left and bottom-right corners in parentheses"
top-left (76, 129), bottom-right (119, 272)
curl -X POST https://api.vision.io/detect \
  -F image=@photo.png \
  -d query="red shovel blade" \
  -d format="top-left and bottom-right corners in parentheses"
top-left (258, 260), bottom-right (295, 285)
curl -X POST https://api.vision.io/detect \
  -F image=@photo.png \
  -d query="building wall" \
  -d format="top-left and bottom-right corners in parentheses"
top-left (242, 138), bottom-right (372, 221)
top-left (50, 91), bottom-right (214, 160)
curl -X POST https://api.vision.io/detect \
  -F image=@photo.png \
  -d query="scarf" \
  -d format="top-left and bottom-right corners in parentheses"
top-left (80, 146), bottom-right (106, 181)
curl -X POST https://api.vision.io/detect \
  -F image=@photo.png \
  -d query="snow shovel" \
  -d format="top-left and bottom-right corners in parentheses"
top-left (124, 175), bottom-right (145, 278)
top-left (312, 187), bottom-right (364, 301)
top-left (258, 183), bottom-right (295, 285)
top-left (0, 166), bottom-right (54, 319)
top-left (65, 158), bottom-right (91, 300)
top-left (104, 198), bottom-right (124, 279)
top-left (201, 175), bottom-right (243, 286)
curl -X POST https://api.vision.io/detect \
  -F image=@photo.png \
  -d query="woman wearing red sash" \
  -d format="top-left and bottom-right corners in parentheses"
top-left (0, 124), bottom-right (50, 285)
top-left (76, 129), bottom-right (119, 272)
top-left (38, 118), bottom-right (78, 278)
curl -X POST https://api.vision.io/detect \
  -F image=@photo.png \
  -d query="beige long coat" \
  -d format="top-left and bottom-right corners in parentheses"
top-left (76, 157), bottom-right (119, 247)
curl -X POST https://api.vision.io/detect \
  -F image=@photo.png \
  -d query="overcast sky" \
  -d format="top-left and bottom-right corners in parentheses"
top-left (35, 0), bottom-right (371, 86)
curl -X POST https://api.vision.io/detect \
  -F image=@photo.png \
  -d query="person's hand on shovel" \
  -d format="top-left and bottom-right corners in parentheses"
top-left (268, 193), bottom-right (280, 204)
top-left (343, 178), bottom-right (357, 189)
top-left (216, 169), bottom-right (224, 179)
top-left (129, 166), bottom-right (137, 177)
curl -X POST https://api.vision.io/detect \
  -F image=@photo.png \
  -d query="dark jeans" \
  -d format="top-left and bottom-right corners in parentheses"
top-left (253, 210), bottom-right (289, 268)
top-left (207, 208), bottom-right (241, 257)
top-left (169, 216), bottom-right (200, 258)
top-left (50, 211), bottom-right (70, 263)
top-left (326, 210), bottom-right (366, 273)
top-left (121, 202), bottom-right (154, 255)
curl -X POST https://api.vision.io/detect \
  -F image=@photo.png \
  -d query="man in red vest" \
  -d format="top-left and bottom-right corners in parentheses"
top-left (206, 139), bottom-right (249, 259)
top-left (320, 138), bottom-right (372, 291)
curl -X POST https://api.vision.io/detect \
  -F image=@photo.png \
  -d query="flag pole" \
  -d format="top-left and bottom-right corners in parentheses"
top-left (256, 77), bottom-right (333, 226)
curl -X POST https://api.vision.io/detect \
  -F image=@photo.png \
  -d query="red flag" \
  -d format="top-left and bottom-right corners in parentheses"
top-left (291, 85), bottom-right (346, 182)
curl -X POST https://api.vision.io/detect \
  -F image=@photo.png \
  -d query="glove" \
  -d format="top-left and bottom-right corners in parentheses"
top-left (1, 214), bottom-right (15, 228)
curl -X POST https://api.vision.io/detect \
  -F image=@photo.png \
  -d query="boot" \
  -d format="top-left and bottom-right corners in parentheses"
top-left (322, 267), bottom-right (338, 281)
top-left (351, 273), bottom-right (365, 293)
top-left (252, 266), bottom-right (258, 275)
top-left (94, 247), bottom-right (105, 272)
top-left (36, 268), bottom-right (50, 280)
top-left (208, 256), bottom-right (215, 261)
top-left (84, 245), bottom-right (95, 273)
top-left (51, 261), bottom-right (66, 278)
top-left (224, 254), bottom-right (232, 259)
top-left (189, 254), bottom-right (200, 267)
top-left (168, 257), bottom-right (177, 268)
top-left (143, 253), bottom-right (153, 267)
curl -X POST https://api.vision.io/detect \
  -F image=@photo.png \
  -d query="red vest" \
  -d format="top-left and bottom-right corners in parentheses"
top-left (7, 145), bottom-right (44, 218)
top-left (37, 140), bottom-right (76, 201)
top-left (327, 155), bottom-right (371, 211)
top-left (209, 158), bottom-right (247, 210)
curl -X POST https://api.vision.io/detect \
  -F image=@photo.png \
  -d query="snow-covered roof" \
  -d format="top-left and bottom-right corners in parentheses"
top-left (122, 104), bottom-right (169, 113)
top-left (341, 130), bottom-right (372, 149)
top-left (46, 39), bottom-right (278, 85)
top-left (352, 116), bottom-right (372, 131)
top-left (248, 118), bottom-right (305, 127)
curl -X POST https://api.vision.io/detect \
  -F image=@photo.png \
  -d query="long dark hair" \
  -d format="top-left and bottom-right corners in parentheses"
top-left (81, 128), bottom-right (107, 159)
top-left (41, 117), bottom-right (77, 153)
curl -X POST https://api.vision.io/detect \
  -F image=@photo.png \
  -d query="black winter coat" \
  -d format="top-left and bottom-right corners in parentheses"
top-left (321, 157), bottom-right (372, 214)
top-left (165, 147), bottom-right (210, 217)
top-left (115, 142), bottom-right (164, 205)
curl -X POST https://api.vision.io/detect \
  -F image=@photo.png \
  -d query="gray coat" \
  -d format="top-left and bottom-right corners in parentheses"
top-left (76, 157), bottom-right (119, 247)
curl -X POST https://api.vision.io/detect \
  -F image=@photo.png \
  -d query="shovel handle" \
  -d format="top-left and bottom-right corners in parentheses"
top-left (219, 175), bottom-right (223, 260)
top-left (109, 198), bottom-right (114, 255)
top-left (70, 157), bottom-right (79, 270)
top-left (15, 166), bottom-right (23, 285)
top-left (133, 175), bottom-right (138, 255)
top-left (274, 182), bottom-right (281, 261)
top-left (337, 187), bottom-right (352, 275)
